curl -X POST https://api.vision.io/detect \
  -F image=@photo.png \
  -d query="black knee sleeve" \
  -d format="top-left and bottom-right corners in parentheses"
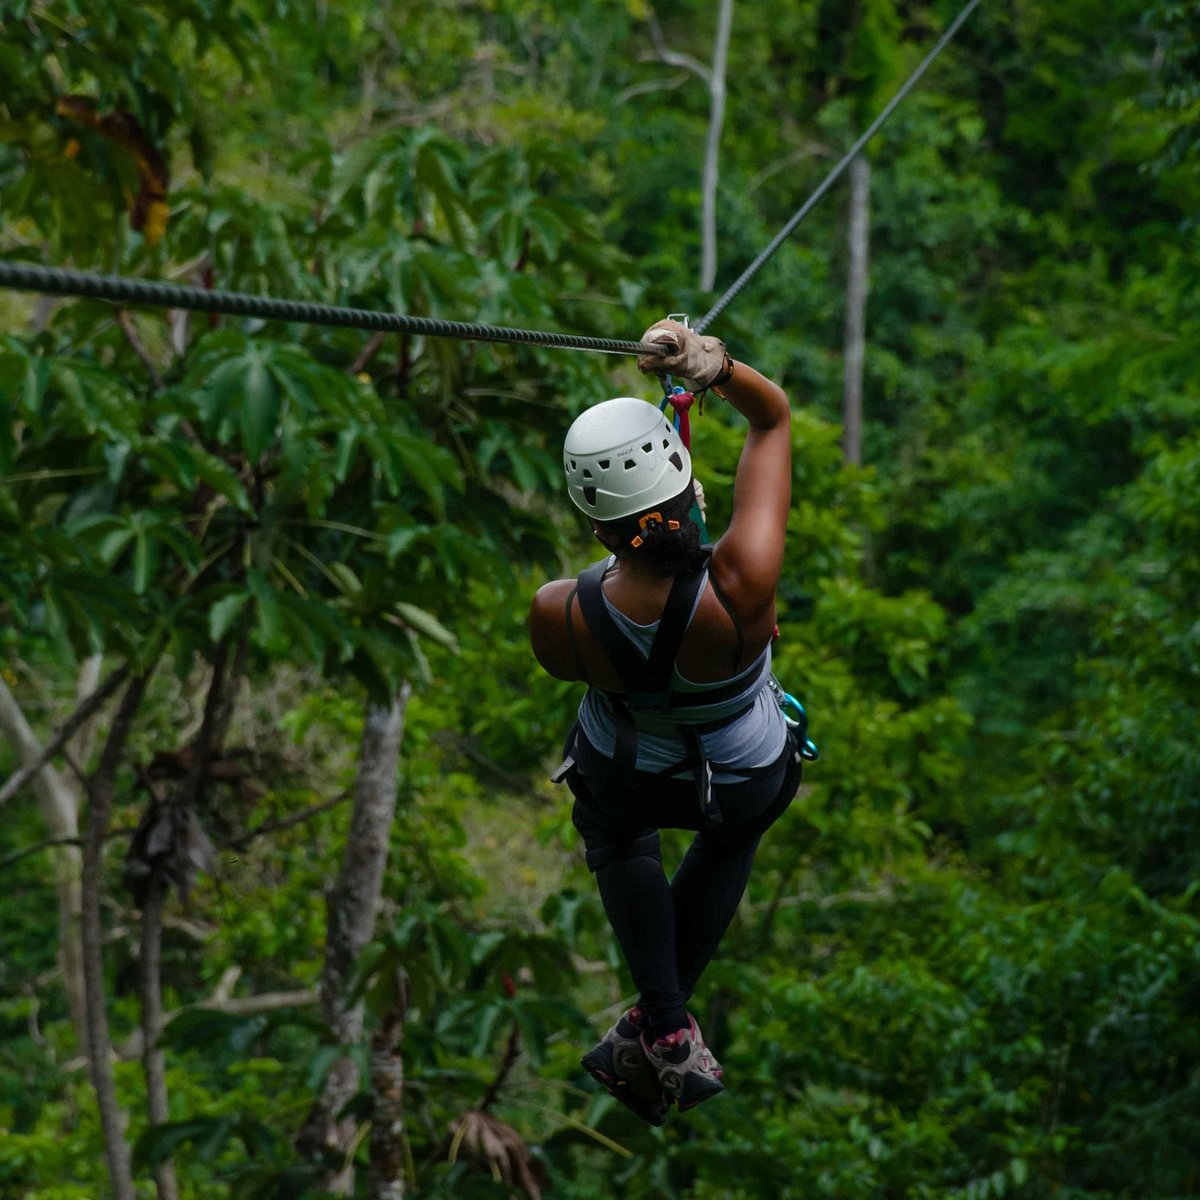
top-left (584, 830), bottom-right (662, 873)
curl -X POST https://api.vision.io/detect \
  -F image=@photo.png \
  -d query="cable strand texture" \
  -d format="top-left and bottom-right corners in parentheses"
top-left (0, 262), bottom-right (668, 358)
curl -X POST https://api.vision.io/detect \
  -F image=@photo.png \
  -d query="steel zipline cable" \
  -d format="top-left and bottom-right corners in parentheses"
top-left (0, 262), bottom-right (668, 358)
top-left (694, 0), bottom-right (982, 334)
top-left (0, 0), bottom-right (980, 352)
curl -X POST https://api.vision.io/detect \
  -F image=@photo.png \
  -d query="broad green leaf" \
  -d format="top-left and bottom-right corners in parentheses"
top-left (239, 352), bottom-right (280, 461)
top-left (209, 591), bottom-right (250, 643)
top-left (393, 601), bottom-right (457, 651)
top-left (247, 568), bottom-right (283, 647)
top-left (191, 448), bottom-right (253, 513)
top-left (384, 526), bottom-right (423, 563)
top-left (328, 562), bottom-right (362, 598)
top-left (525, 205), bottom-right (566, 262)
top-left (134, 1119), bottom-right (233, 1170)
top-left (201, 358), bottom-right (247, 432)
top-left (97, 524), bottom-right (136, 565)
top-left (131, 527), bottom-right (154, 594)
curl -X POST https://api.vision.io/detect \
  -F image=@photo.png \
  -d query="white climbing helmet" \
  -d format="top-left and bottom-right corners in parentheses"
top-left (563, 397), bottom-right (691, 521)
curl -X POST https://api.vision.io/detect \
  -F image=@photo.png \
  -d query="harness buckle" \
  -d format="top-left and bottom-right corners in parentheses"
top-left (549, 753), bottom-right (576, 784)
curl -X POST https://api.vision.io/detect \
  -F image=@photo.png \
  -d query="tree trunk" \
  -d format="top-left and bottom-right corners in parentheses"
top-left (368, 1003), bottom-right (407, 1200)
top-left (134, 640), bottom-right (232, 1198)
top-left (70, 654), bottom-right (105, 767)
top-left (82, 672), bottom-right (152, 1200)
top-left (139, 876), bottom-right (179, 1200)
top-left (699, 0), bottom-right (734, 294)
top-left (297, 685), bottom-right (412, 1192)
top-left (843, 153), bottom-right (871, 466)
top-left (0, 676), bottom-right (88, 1048)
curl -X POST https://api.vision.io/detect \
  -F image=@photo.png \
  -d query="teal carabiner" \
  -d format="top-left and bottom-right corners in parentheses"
top-left (767, 674), bottom-right (820, 761)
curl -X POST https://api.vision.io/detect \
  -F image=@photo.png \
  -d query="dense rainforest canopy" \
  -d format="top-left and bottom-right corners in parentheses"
top-left (1, 1), bottom-right (1197, 1197)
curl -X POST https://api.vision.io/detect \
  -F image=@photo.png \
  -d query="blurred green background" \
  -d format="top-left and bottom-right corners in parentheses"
top-left (0, 1), bottom-right (1197, 1197)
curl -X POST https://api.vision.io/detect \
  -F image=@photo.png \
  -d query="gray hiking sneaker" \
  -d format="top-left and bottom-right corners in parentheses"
top-left (640, 1013), bottom-right (725, 1111)
top-left (581, 1007), bottom-right (669, 1126)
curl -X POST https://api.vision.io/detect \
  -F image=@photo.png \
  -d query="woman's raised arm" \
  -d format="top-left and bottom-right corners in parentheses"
top-left (637, 320), bottom-right (791, 620)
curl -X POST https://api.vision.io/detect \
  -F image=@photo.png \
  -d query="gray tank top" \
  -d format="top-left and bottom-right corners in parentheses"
top-left (576, 564), bottom-right (787, 779)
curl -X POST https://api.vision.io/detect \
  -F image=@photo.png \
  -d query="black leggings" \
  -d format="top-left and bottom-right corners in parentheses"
top-left (566, 733), bottom-right (803, 1038)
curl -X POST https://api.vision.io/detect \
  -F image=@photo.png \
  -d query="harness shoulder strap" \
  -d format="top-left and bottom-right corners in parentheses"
top-left (576, 554), bottom-right (712, 707)
top-left (574, 559), bottom-right (645, 688)
top-left (638, 555), bottom-right (711, 700)
top-left (564, 586), bottom-right (585, 680)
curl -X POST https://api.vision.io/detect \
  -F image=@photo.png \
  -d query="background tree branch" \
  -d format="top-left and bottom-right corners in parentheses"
top-left (81, 669), bottom-right (153, 1200)
top-left (0, 664), bottom-right (129, 807)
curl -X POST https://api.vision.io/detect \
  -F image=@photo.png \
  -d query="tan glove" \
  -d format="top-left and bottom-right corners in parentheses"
top-left (637, 318), bottom-right (729, 390)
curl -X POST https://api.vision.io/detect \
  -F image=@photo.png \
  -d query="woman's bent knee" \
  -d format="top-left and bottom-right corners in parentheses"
top-left (584, 830), bottom-right (662, 873)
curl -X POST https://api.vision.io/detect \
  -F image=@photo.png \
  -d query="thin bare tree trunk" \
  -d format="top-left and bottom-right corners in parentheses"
top-left (843, 153), bottom-right (871, 466)
top-left (699, 0), bottom-right (734, 293)
top-left (70, 654), bottom-right (105, 768)
top-left (134, 641), bottom-right (232, 1199)
top-left (297, 684), bottom-right (411, 1192)
top-left (82, 672), bottom-right (152, 1200)
top-left (139, 876), bottom-right (179, 1200)
top-left (0, 676), bottom-right (88, 1047)
top-left (0, 664), bottom-right (129, 806)
top-left (368, 1000), bottom-right (408, 1200)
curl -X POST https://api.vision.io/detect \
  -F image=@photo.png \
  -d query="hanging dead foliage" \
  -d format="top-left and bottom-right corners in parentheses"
top-left (56, 95), bottom-right (170, 245)
top-left (123, 801), bottom-right (214, 908)
top-left (447, 1110), bottom-right (543, 1200)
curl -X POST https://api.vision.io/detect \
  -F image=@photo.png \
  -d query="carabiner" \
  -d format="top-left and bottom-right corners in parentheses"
top-left (767, 675), bottom-right (820, 761)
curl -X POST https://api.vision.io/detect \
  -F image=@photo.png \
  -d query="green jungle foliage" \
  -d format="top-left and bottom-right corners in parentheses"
top-left (1, 1), bottom-right (1197, 1198)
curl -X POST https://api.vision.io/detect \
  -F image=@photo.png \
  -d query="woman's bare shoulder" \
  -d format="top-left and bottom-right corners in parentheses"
top-left (529, 578), bottom-right (582, 681)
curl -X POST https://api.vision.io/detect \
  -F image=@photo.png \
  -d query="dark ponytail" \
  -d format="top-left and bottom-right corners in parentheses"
top-left (599, 480), bottom-right (705, 576)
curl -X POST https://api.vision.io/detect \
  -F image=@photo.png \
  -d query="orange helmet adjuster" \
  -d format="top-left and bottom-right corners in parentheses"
top-left (630, 511), bottom-right (680, 548)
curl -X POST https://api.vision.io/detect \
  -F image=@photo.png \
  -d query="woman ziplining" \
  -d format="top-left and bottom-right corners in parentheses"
top-left (0, 3), bottom-right (978, 1123)
top-left (529, 318), bottom-right (807, 1122)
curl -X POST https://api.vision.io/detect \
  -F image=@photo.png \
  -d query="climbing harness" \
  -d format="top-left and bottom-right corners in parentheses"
top-left (552, 549), bottom-right (790, 825)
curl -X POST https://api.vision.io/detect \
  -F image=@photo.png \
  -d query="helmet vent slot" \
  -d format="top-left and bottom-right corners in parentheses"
top-left (583, 486), bottom-right (597, 506)
top-left (598, 459), bottom-right (610, 470)
top-left (582, 469), bottom-right (592, 478)
top-left (570, 460), bottom-right (576, 469)
top-left (623, 459), bottom-right (636, 470)
top-left (662, 439), bottom-right (670, 449)
top-left (669, 452), bottom-right (684, 471)
top-left (642, 442), bottom-right (653, 453)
